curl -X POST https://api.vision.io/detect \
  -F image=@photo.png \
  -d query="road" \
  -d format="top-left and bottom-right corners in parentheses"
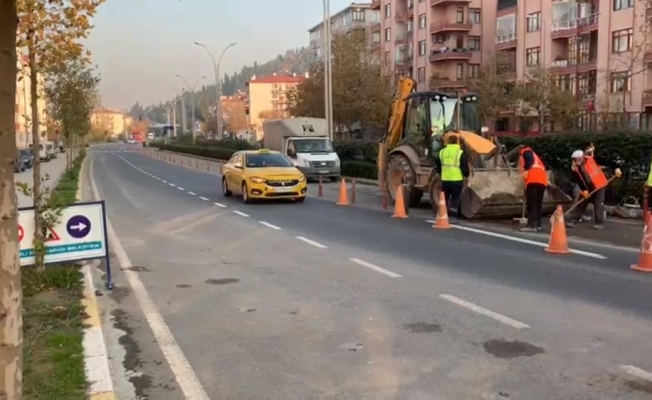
top-left (86, 143), bottom-right (652, 399)
top-left (15, 152), bottom-right (69, 208)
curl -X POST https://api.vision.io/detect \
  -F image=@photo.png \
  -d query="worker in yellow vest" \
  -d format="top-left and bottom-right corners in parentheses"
top-left (646, 156), bottom-right (652, 213)
top-left (435, 135), bottom-right (470, 219)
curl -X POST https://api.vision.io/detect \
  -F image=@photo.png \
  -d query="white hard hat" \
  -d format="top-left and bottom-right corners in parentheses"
top-left (571, 150), bottom-right (584, 159)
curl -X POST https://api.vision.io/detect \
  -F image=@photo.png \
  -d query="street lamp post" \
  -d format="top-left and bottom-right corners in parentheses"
top-left (195, 41), bottom-right (237, 139)
top-left (176, 74), bottom-right (206, 143)
top-left (322, 0), bottom-right (334, 142)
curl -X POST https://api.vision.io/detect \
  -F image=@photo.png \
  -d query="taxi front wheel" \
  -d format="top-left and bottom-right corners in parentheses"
top-left (222, 177), bottom-right (232, 197)
top-left (241, 182), bottom-right (252, 204)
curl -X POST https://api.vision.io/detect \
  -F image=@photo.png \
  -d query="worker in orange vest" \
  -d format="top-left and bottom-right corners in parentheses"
top-left (518, 146), bottom-right (548, 232)
top-left (567, 148), bottom-right (607, 229)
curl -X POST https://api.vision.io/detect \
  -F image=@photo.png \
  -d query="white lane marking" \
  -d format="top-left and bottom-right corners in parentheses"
top-left (620, 365), bottom-right (652, 382)
top-left (162, 180), bottom-right (168, 183)
top-left (214, 202), bottom-right (227, 208)
top-left (233, 210), bottom-right (249, 217)
top-left (439, 294), bottom-right (530, 329)
top-left (424, 220), bottom-right (606, 260)
top-left (177, 187), bottom-right (185, 191)
top-left (259, 221), bottom-right (281, 230)
top-left (199, 196), bottom-right (209, 201)
top-left (187, 191), bottom-right (196, 196)
top-left (350, 258), bottom-right (401, 278)
top-left (169, 183), bottom-right (175, 187)
top-left (89, 154), bottom-right (210, 399)
top-left (295, 236), bottom-right (328, 249)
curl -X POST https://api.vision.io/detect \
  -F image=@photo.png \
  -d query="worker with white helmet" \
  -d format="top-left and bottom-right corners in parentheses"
top-left (567, 147), bottom-right (607, 229)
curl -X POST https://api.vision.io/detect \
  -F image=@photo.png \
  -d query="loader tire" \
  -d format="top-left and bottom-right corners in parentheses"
top-left (386, 154), bottom-right (422, 208)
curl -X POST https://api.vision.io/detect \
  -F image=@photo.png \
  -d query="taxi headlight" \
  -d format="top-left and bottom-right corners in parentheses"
top-left (249, 177), bottom-right (265, 183)
top-left (298, 175), bottom-right (306, 182)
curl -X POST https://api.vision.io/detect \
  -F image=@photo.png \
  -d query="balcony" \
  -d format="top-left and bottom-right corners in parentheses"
top-left (430, 48), bottom-right (472, 62)
top-left (495, 33), bottom-right (517, 51)
top-left (548, 57), bottom-right (597, 74)
top-left (643, 90), bottom-right (652, 107)
top-left (646, 5), bottom-right (652, 18)
top-left (550, 13), bottom-right (599, 39)
top-left (430, 20), bottom-right (472, 34)
top-left (645, 44), bottom-right (652, 63)
top-left (429, 79), bottom-right (466, 90)
top-left (370, 22), bottom-right (381, 33)
top-left (395, 10), bottom-right (413, 22)
top-left (430, 0), bottom-right (471, 6)
top-left (394, 33), bottom-right (411, 45)
top-left (371, 0), bottom-right (380, 9)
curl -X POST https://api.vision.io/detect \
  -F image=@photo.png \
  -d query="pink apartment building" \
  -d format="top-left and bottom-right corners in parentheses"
top-left (372, 0), bottom-right (652, 132)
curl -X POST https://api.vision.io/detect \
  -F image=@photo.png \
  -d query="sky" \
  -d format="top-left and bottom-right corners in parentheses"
top-left (86, 0), bottom-right (353, 111)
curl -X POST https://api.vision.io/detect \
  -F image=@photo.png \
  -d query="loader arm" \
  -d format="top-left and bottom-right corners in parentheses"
top-left (380, 76), bottom-right (417, 148)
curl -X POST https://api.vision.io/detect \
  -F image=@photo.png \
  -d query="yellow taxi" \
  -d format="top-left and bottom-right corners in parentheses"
top-left (221, 149), bottom-right (307, 203)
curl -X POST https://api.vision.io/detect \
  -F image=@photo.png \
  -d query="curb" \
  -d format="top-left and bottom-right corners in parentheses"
top-left (77, 154), bottom-right (116, 399)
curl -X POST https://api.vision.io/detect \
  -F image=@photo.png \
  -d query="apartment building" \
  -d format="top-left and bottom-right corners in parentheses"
top-left (309, 2), bottom-right (381, 62)
top-left (493, 0), bottom-right (652, 131)
top-left (15, 54), bottom-right (47, 149)
top-left (246, 74), bottom-right (306, 138)
top-left (91, 109), bottom-right (131, 137)
top-left (372, 0), bottom-right (497, 91)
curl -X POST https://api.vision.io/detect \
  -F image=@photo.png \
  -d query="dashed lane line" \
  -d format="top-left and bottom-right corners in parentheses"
top-left (295, 236), bottom-right (328, 249)
top-left (233, 210), bottom-right (250, 217)
top-left (177, 187), bottom-right (185, 191)
top-left (199, 196), bottom-right (209, 201)
top-left (259, 221), bottom-right (282, 230)
top-left (439, 294), bottom-right (530, 329)
top-left (619, 365), bottom-right (652, 382)
top-left (214, 202), bottom-right (227, 208)
top-left (350, 258), bottom-right (401, 278)
top-left (187, 191), bottom-right (197, 196)
top-left (169, 183), bottom-right (175, 187)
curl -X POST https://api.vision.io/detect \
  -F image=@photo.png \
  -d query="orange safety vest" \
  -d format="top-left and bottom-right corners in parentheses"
top-left (573, 156), bottom-right (608, 190)
top-left (518, 147), bottom-right (548, 186)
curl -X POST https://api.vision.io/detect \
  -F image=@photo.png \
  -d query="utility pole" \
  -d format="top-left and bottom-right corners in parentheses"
top-left (323, 0), bottom-right (334, 141)
top-left (181, 89), bottom-right (187, 136)
top-left (176, 74), bottom-right (206, 143)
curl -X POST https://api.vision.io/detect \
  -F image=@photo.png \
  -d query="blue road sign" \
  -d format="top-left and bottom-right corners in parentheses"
top-left (67, 215), bottom-right (91, 239)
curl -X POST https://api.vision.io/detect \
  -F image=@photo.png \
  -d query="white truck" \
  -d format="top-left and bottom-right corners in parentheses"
top-left (262, 117), bottom-right (341, 181)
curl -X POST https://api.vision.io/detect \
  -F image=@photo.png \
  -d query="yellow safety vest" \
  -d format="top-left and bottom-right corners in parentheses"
top-left (647, 159), bottom-right (652, 186)
top-left (439, 144), bottom-right (464, 182)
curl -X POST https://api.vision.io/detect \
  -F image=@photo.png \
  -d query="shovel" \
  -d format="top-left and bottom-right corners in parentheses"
top-left (564, 168), bottom-right (622, 217)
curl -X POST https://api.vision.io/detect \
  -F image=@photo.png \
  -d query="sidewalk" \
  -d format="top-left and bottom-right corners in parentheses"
top-left (15, 154), bottom-right (70, 207)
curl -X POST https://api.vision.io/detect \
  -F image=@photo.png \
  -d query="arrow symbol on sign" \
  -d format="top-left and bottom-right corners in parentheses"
top-left (70, 222), bottom-right (87, 231)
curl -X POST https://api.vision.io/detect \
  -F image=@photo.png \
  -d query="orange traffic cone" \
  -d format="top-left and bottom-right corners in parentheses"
top-left (336, 178), bottom-right (350, 206)
top-left (631, 215), bottom-right (652, 272)
top-left (545, 205), bottom-right (569, 254)
top-left (432, 190), bottom-right (451, 229)
top-left (391, 184), bottom-right (408, 218)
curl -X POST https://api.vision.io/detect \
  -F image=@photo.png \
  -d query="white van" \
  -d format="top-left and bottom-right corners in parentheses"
top-left (31, 143), bottom-right (49, 161)
top-left (44, 142), bottom-right (57, 159)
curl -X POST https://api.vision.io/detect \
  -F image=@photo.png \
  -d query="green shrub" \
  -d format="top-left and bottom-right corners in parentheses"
top-left (342, 160), bottom-right (377, 180)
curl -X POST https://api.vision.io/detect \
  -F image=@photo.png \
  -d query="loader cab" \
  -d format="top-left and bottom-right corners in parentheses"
top-left (402, 91), bottom-right (483, 160)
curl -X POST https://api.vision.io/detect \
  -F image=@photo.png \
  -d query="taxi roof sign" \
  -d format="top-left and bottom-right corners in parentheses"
top-left (258, 148), bottom-right (271, 153)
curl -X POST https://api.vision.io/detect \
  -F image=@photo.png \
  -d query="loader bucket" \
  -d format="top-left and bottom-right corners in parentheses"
top-left (459, 169), bottom-right (573, 220)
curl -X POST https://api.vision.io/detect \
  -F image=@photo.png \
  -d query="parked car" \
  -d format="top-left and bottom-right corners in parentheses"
top-left (19, 149), bottom-right (33, 169)
top-left (13, 152), bottom-right (25, 173)
top-left (45, 142), bottom-right (57, 159)
top-left (30, 143), bottom-right (49, 161)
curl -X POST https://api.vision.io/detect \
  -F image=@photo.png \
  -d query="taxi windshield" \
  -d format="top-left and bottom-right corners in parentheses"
top-left (246, 153), bottom-right (292, 168)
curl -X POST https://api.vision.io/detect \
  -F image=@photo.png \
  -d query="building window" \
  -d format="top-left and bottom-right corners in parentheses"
top-left (407, 20), bottom-right (413, 32)
top-left (526, 47), bottom-right (540, 66)
top-left (610, 71), bottom-right (631, 92)
top-left (527, 12), bottom-right (540, 32)
top-left (469, 8), bottom-right (480, 24)
top-left (612, 28), bottom-right (633, 52)
top-left (468, 36), bottom-right (480, 51)
top-left (419, 40), bottom-right (426, 55)
top-left (419, 13), bottom-right (426, 29)
top-left (468, 64), bottom-right (480, 78)
top-left (456, 63), bottom-right (464, 80)
top-left (456, 7), bottom-right (464, 23)
top-left (613, 0), bottom-right (634, 11)
top-left (385, 28), bottom-right (391, 42)
top-left (417, 67), bottom-right (426, 82)
top-left (384, 51), bottom-right (391, 64)
top-left (384, 4), bottom-right (391, 18)
top-left (352, 10), bottom-right (365, 21)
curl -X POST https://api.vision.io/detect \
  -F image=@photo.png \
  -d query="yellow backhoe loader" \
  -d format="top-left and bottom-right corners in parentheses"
top-left (376, 76), bottom-right (571, 219)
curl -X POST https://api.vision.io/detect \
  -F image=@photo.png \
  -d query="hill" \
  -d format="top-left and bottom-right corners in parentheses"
top-left (129, 47), bottom-right (313, 125)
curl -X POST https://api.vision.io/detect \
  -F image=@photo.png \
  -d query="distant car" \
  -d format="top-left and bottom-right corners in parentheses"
top-left (19, 149), bottom-right (33, 169)
top-left (127, 138), bottom-right (136, 144)
top-left (221, 149), bottom-right (307, 203)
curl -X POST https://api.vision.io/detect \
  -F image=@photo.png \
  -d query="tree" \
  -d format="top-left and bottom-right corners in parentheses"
top-left (464, 54), bottom-right (518, 128)
top-left (258, 109), bottom-right (285, 120)
top-left (45, 58), bottom-right (99, 168)
top-left (287, 29), bottom-right (391, 132)
top-left (0, 2), bottom-right (22, 399)
top-left (16, 0), bottom-right (104, 268)
top-left (514, 66), bottom-right (579, 133)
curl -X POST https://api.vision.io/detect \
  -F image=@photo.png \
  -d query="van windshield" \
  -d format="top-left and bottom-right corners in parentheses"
top-left (289, 138), bottom-right (333, 154)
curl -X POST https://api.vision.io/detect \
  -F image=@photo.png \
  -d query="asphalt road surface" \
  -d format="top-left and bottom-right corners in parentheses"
top-left (86, 143), bottom-right (652, 400)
